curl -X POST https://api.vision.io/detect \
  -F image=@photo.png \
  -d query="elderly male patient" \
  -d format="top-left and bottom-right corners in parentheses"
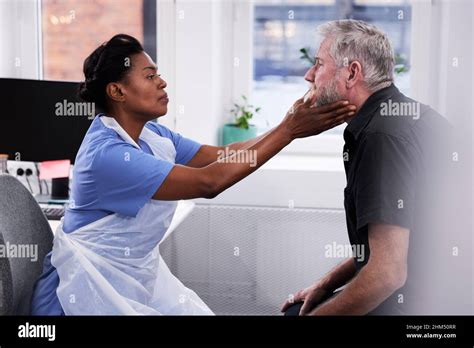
top-left (282, 19), bottom-right (452, 315)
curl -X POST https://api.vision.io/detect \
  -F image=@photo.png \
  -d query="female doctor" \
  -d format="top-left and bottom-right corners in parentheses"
top-left (31, 34), bottom-right (356, 315)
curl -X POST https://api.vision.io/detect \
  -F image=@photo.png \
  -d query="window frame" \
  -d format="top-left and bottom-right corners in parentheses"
top-left (37, 0), bottom-right (157, 82)
top-left (246, 0), bottom-right (344, 156)
top-left (156, 0), bottom-right (177, 131)
top-left (0, 0), bottom-right (42, 79)
top-left (241, 0), bottom-right (414, 157)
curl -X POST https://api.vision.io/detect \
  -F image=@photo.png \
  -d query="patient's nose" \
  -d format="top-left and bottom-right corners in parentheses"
top-left (304, 66), bottom-right (315, 83)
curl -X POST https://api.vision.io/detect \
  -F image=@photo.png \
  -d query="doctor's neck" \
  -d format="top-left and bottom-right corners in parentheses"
top-left (107, 108), bottom-right (148, 144)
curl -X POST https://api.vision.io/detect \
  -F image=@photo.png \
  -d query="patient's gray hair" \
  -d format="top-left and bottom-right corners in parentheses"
top-left (317, 19), bottom-right (394, 93)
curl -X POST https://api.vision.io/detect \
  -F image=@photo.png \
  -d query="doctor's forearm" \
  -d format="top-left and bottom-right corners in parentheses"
top-left (154, 124), bottom-right (293, 200)
top-left (186, 129), bottom-right (275, 168)
top-left (226, 128), bottom-right (274, 152)
top-left (205, 124), bottom-right (292, 196)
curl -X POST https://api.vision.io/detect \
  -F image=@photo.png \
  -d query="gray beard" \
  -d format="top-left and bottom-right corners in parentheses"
top-left (315, 78), bottom-right (342, 108)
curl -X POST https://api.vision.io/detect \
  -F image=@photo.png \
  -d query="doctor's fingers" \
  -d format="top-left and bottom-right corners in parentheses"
top-left (318, 104), bottom-right (356, 120)
top-left (287, 96), bottom-right (306, 115)
top-left (316, 107), bottom-right (355, 130)
top-left (312, 100), bottom-right (350, 114)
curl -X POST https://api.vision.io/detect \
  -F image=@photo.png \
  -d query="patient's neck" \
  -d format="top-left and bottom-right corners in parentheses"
top-left (345, 86), bottom-right (373, 123)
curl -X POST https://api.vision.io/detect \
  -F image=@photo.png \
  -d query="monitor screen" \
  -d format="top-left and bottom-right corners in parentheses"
top-left (0, 78), bottom-right (96, 163)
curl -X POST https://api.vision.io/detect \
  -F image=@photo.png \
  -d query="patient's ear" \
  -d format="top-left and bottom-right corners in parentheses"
top-left (345, 61), bottom-right (362, 89)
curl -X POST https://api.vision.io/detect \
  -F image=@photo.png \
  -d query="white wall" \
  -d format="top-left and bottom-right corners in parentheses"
top-left (157, 0), bottom-right (253, 145)
top-left (410, 0), bottom-right (473, 123)
top-left (195, 155), bottom-right (346, 209)
top-left (0, 0), bottom-right (41, 79)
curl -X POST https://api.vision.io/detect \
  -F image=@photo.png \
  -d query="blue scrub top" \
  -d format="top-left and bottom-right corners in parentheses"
top-left (30, 115), bottom-right (201, 315)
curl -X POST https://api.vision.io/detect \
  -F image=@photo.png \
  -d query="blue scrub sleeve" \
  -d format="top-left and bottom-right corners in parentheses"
top-left (93, 141), bottom-right (174, 217)
top-left (146, 122), bottom-right (202, 165)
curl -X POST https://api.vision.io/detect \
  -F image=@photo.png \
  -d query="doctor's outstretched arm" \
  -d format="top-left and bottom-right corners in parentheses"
top-left (153, 97), bottom-right (355, 201)
top-left (186, 99), bottom-right (352, 168)
top-left (186, 126), bottom-right (278, 168)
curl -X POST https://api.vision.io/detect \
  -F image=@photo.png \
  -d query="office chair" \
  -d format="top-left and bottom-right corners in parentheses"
top-left (0, 174), bottom-right (54, 315)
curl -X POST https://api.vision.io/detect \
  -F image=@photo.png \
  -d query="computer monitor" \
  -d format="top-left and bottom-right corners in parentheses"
top-left (0, 78), bottom-right (96, 164)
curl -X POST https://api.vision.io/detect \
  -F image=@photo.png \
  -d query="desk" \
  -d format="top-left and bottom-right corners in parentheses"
top-left (47, 200), bottom-right (195, 238)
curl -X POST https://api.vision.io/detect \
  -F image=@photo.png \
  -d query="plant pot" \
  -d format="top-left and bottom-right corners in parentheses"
top-left (222, 123), bottom-right (258, 145)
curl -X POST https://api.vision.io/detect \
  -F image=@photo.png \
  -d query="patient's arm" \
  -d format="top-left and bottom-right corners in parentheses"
top-left (281, 257), bottom-right (356, 314)
top-left (307, 223), bottom-right (409, 315)
top-left (318, 257), bottom-right (358, 292)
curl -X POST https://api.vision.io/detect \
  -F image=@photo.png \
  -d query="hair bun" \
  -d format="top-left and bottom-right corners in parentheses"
top-left (78, 81), bottom-right (95, 103)
top-left (83, 44), bottom-right (106, 80)
top-left (78, 34), bottom-right (144, 110)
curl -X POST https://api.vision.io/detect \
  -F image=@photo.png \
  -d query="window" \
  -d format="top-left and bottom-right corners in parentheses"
top-left (41, 0), bottom-right (156, 81)
top-left (251, 0), bottom-right (411, 154)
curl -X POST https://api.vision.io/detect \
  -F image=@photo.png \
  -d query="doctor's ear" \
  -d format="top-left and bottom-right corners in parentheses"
top-left (106, 82), bottom-right (126, 103)
top-left (345, 61), bottom-right (362, 89)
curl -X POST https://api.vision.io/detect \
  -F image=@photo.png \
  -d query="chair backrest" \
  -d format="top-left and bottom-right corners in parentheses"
top-left (0, 174), bottom-right (54, 315)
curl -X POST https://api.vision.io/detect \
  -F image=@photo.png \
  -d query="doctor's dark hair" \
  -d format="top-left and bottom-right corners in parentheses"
top-left (78, 34), bottom-right (144, 110)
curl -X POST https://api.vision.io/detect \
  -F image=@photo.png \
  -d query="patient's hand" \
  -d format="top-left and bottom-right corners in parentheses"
top-left (281, 282), bottom-right (330, 315)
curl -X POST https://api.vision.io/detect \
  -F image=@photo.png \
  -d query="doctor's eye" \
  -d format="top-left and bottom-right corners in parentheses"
top-left (147, 73), bottom-right (162, 80)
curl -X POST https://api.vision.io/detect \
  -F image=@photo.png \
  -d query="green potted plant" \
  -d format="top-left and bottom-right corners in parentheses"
top-left (299, 47), bottom-right (316, 66)
top-left (222, 95), bottom-right (261, 145)
top-left (394, 53), bottom-right (410, 75)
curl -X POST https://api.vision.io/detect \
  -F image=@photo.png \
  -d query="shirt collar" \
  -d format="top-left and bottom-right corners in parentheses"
top-left (344, 84), bottom-right (399, 142)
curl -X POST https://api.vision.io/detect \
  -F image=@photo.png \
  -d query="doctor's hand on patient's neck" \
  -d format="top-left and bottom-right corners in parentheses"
top-left (280, 95), bottom-right (356, 140)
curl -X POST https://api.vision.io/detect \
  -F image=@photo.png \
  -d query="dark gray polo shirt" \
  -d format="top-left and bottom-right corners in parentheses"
top-left (342, 84), bottom-right (454, 314)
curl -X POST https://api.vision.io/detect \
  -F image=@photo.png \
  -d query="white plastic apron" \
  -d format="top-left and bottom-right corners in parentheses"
top-left (51, 116), bottom-right (213, 315)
